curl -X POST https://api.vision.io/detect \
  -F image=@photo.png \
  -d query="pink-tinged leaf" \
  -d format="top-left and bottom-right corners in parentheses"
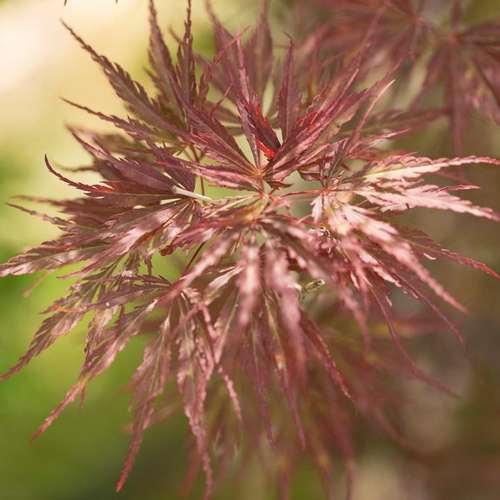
top-left (446, 48), bottom-right (468, 156)
top-left (204, 1), bottom-right (239, 101)
top-left (44, 155), bottom-right (95, 193)
top-left (197, 31), bottom-right (243, 109)
top-left (116, 400), bottom-right (155, 492)
top-left (76, 202), bottom-right (191, 277)
top-left (243, 0), bottom-right (273, 100)
top-left (1, 307), bottom-right (85, 381)
top-left (358, 184), bottom-right (500, 221)
top-left (232, 32), bottom-right (262, 167)
top-left (118, 314), bottom-right (172, 490)
top-left (469, 44), bottom-right (500, 124)
top-left (176, 161), bottom-right (259, 191)
top-left (0, 243), bottom-right (102, 277)
top-left (243, 100), bottom-right (281, 159)
top-left (326, 203), bottom-right (466, 312)
top-left (236, 238), bottom-right (261, 329)
top-left (211, 283), bottom-right (239, 352)
top-left (210, 288), bottom-right (244, 424)
top-left (142, 137), bottom-right (195, 191)
top-left (388, 267), bottom-right (464, 347)
top-left (148, 0), bottom-right (184, 123)
top-left (242, 319), bottom-right (276, 449)
top-left (300, 312), bottom-right (351, 399)
top-left (217, 365), bottom-right (243, 424)
top-left (63, 23), bottom-right (170, 131)
top-left (319, 0), bottom-right (428, 64)
top-left (166, 231), bottom-right (241, 301)
top-left (263, 215), bottom-right (372, 347)
top-left (352, 107), bottom-right (444, 139)
top-left (32, 300), bottom-right (160, 441)
top-left (72, 133), bottom-right (176, 192)
top-left (6, 203), bottom-right (68, 229)
top-left (394, 224), bottom-right (500, 280)
top-left (350, 155), bottom-right (500, 182)
top-left (320, 382), bottom-right (355, 500)
top-left (63, 99), bottom-right (181, 144)
top-left (80, 302), bottom-right (118, 410)
top-left (264, 241), bottom-right (307, 383)
top-left (409, 13), bottom-right (500, 152)
top-left (186, 105), bottom-right (256, 174)
top-left (235, 98), bottom-right (261, 168)
top-left (266, 59), bottom-right (371, 181)
top-left (176, 302), bottom-right (214, 497)
top-left (31, 384), bottom-right (83, 441)
top-left (176, 0), bottom-right (197, 107)
top-left (277, 40), bottom-right (301, 141)
top-left (3, 3), bottom-right (500, 497)
top-left (369, 279), bottom-right (457, 397)
top-left (324, 77), bottom-right (395, 183)
top-left (263, 293), bottom-right (306, 445)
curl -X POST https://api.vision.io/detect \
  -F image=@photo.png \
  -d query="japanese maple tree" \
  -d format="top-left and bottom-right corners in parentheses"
top-left (1, 0), bottom-right (500, 498)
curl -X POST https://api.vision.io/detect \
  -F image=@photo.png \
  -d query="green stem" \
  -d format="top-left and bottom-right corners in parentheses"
top-left (171, 186), bottom-right (212, 202)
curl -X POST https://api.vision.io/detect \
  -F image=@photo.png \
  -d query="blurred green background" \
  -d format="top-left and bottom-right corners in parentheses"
top-left (1, 1), bottom-right (500, 499)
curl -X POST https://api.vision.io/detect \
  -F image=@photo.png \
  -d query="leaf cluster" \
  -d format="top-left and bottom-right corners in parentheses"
top-left (2, 1), bottom-right (500, 497)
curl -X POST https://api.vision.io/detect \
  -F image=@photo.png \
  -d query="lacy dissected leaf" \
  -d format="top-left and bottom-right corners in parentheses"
top-left (412, 16), bottom-right (500, 153)
top-left (393, 224), bottom-right (500, 279)
top-left (310, 1), bottom-right (500, 152)
top-left (64, 24), bottom-right (174, 135)
top-left (205, 0), bottom-right (272, 105)
top-left (264, 240), bottom-right (307, 382)
top-left (357, 183), bottom-right (500, 221)
top-left (0, 242), bottom-right (103, 277)
top-left (186, 104), bottom-right (258, 177)
top-left (346, 155), bottom-right (500, 182)
top-left (277, 40), bottom-right (301, 141)
top-left (117, 313), bottom-right (173, 491)
top-left (148, 0), bottom-right (185, 125)
top-left (312, 0), bottom-right (430, 68)
top-left (176, 0), bottom-right (197, 107)
top-left (176, 294), bottom-right (214, 495)
top-left (31, 298), bottom-right (163, 442)
top-left (235, 237), bottom-right (261, 329)
top-left (72, 133), bottom-right (177, 192)
top-left (242, 0), bottom-right (273, 100)
top-left (1, 295), bottom-right (86, 381)
top-left (264, 57), bottom-right (377, 182)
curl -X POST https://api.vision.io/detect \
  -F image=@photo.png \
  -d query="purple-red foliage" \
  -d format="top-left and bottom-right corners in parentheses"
top-left (307, 0), bottom-right (500, 155)
top-left (2, 1), bottom-right (500, 498)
